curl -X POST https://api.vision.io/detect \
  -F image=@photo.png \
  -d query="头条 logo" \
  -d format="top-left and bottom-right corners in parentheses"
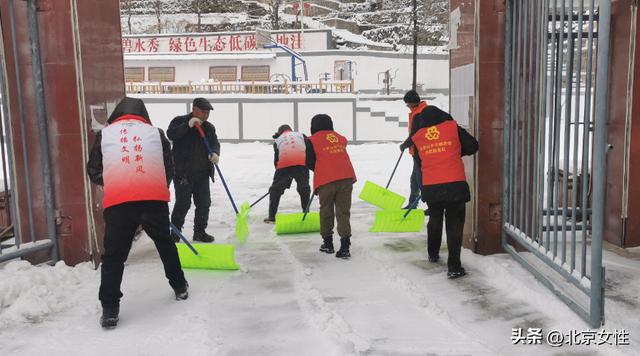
top-left (326, 134), bottom-right (339, 143)
top-left (425, 127), bottom-right (440, 140)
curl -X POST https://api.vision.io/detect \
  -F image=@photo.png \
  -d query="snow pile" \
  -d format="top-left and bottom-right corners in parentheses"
top-left (0, 260), bottom-right (98, 328)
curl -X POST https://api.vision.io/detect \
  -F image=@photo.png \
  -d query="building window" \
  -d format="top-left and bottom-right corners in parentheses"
top-left (209, 66), bottom-right (237, 81)
top-left (125, 67), bottom-right (145, 82)
top-left (148, 67), bottom-right (175, 82)
top-left (241, 66), bottom-right (270, 81)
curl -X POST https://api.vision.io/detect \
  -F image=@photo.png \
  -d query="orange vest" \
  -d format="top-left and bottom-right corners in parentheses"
top-left (412, 120), bottom-right (466, 186)
top-left (308, 130), bottom-right (356, 191)
top-left (275, 130), bottom-right (306, 169)
top-left (408, 101), bottom-right (428, 155)
top-left (101, 116), bottom-right (170, 208)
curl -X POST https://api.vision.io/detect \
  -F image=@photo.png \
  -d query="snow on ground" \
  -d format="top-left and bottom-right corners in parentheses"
top-left (1, 142), bottom-right (639, 356)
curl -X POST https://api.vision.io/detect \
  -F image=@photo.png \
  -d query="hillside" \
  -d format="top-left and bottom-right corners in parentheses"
top-left (119, 0), bottom-right (449, 51)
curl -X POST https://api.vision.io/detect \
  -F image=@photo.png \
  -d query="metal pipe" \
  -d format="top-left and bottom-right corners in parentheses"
top-left (551, 0), bottom-right (567, 257)
top-left (523, 0), bottom-right (536, 239)
top-left (0, 49), bottom-right (19, 253)
top-left (537, 0), bottom-right (551, 248)
top-left (502, 0), bottom-right (514, 248)
top-left (512, 0), bottom-right (523, 229)
top-left (570, 0), bottom-right (585, 273)
top-left (9, 0), bottom-right (35, 244)
top-left (26, 0), bottom-right (59, 262)
top-left (590, 0), bottom-right (611, 329)
top-left (581, 0), bottom-right (596, 278)
top-left (0, 240), bottom-right (54, 262)
top-left (545, 0), bottom-right (559, 250)
top-left (560, 0), bottom-right (576, 266)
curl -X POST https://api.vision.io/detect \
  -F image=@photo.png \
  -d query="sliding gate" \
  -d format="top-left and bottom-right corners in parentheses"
top-left (502, 0), bottom-right (610, 327)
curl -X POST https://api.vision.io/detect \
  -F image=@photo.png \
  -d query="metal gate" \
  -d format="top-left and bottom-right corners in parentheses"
top-left (0, 0), bottom-right (59, 265)
top-left (502, 0), bottom-right (610, 327)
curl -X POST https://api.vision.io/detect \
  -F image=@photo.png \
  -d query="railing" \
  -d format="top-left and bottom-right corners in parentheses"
top-left (126, 78), bottom-right (355, 95)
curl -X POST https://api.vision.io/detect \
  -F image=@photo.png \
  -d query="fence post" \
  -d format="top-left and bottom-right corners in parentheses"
top-left (350, 78), bottom-right (354, 93)
top-left (284, 79), bottom-right (288, 94)
top-left (188, 81), bottom-right (192, 94)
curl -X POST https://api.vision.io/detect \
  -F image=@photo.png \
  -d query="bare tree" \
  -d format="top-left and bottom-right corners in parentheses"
top-left (266, 0), bottom-right (286, 30)
top-left (152, 0), bottom-right (163, 33)
top-left (120, 0), bottom-right (134, 34)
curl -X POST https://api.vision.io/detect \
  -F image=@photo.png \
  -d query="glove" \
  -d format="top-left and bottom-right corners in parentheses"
top-left (208, 153), bottom-right (219, 164)
top-left (188, 117), bottom-right (203, 128)
top-left (399, 144), bottom-right (406, 152)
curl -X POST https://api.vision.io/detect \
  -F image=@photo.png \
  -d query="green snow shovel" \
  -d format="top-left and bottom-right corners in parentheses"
top-left (274, 194), bottom-right (321, 234)
top-left (358, 151), bottom-right (406, 210)
top-left (195, 123), bottom-right (249, 243)
top-left (369, 194), bottom-right (425, 233)
top-left (171, 223), bottom-right (240, 270)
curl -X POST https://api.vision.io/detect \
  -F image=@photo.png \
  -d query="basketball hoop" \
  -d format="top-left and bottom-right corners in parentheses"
top-left (256, 29), bottom-right (273, 49)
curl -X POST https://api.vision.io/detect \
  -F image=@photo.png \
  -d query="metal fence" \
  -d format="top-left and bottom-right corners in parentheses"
top-left (125, 78), bottom-right (355, 95)
top-left (502, 0), bottom-right (610, 328)
top-left (0, 0), bottom-right (58, 265)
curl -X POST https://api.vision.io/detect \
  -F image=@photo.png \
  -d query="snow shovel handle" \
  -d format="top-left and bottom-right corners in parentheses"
top-left (386, 150), bottom-right (404, 189)
top-left (195, 123), bottom-right (239, 215)
top-left (302, 194), bottom-right (314, 221)
top-left (403, 194), bottom-right (421, 218)
top-left (250, 192), bottom-right (270, 208)
top-left (170, 223), bottom-right (199, 255)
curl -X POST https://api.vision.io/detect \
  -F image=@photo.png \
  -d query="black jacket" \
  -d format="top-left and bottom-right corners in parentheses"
top-left (87, 97), bottom-right (174, 187)
top-left (167, 113), bottom-right (220, 183)
top-left (402, 106), bottom-right (479, 203)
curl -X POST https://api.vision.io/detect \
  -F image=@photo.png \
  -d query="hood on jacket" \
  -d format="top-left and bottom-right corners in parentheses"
top-left (107, 97), bottom-right (151, 125)
top-left (310, 114), bottom-right (333, 135)
top-left (417, 105), bottom-right (453, 129)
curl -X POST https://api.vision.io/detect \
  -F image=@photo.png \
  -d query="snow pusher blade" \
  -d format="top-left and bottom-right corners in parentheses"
top-left (274, 194), bottom-right (320, 234)
top-left (235, 201), bottom-right (250, 243)
top-left (369, 209), bottom-right (425, 233)
top-left (274, 212), bottom-right (321, 234)
top-left (358, 181), bottom-right (405, 210)
top-left (176, 244), bottom-right (240, 270)
top-left (171, 223), bottom-right (240, 270)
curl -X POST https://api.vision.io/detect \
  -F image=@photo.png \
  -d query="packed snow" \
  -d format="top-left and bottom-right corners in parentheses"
top-left (1, 132), bottom-right (639, 355)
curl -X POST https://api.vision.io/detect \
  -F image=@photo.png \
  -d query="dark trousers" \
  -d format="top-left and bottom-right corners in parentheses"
top-left (100, 201), bottom-right (186, 308)
top-left (425, 200), bottom-right (466, 268)
top-left (317, 178), bottom-right (353, 239)
top-left (268, 171), bottom-right (311, 215)
top-left (171, 170), bottom-right (211, 230)
top-left (409, 160), bottom-right (423, 205)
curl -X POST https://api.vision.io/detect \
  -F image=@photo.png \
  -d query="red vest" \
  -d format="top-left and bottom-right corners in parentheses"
top-left (275, 130), bottom-right (306, 169)
top-left (101, 115), bottom-right (170, 208)
top-left (408, 101), bottom-right (428, 155)
top-left (412, 120), bottom-right (467, 186)
top-left (308, 130), bottom-right (356, 191)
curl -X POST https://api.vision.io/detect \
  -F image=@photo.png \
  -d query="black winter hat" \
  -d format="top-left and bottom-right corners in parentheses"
top-left (272, 124), bottom-right (292, 139)
top-left (193, 97), bottom-right (213, 111)
top-left (310, 114), bottom-right (333, 135)
top-left (403, 90), bottom-right (420, 104)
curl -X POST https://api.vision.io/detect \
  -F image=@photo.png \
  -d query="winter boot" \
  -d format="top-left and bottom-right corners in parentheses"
top-left (335, 237), bottom-right (351, 259)
top-left (447, 266), bottom-right (466, 278)
top-left (264, 195), bottom-right (280, 224)
top-left (170, 226), bottom-right (181, 243)
top-left (428, 254), bottom-right (439, 263)
top-left (319, 236), bottom-right (334, 254)
top-left (174, 281), bottom-right (189, 301)
top-left (300, 193), bottom-right (310, 213)
top-left (100, 307), bottom-right (119, 329)
top-left (193, 228), bottom-right (214, 243)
